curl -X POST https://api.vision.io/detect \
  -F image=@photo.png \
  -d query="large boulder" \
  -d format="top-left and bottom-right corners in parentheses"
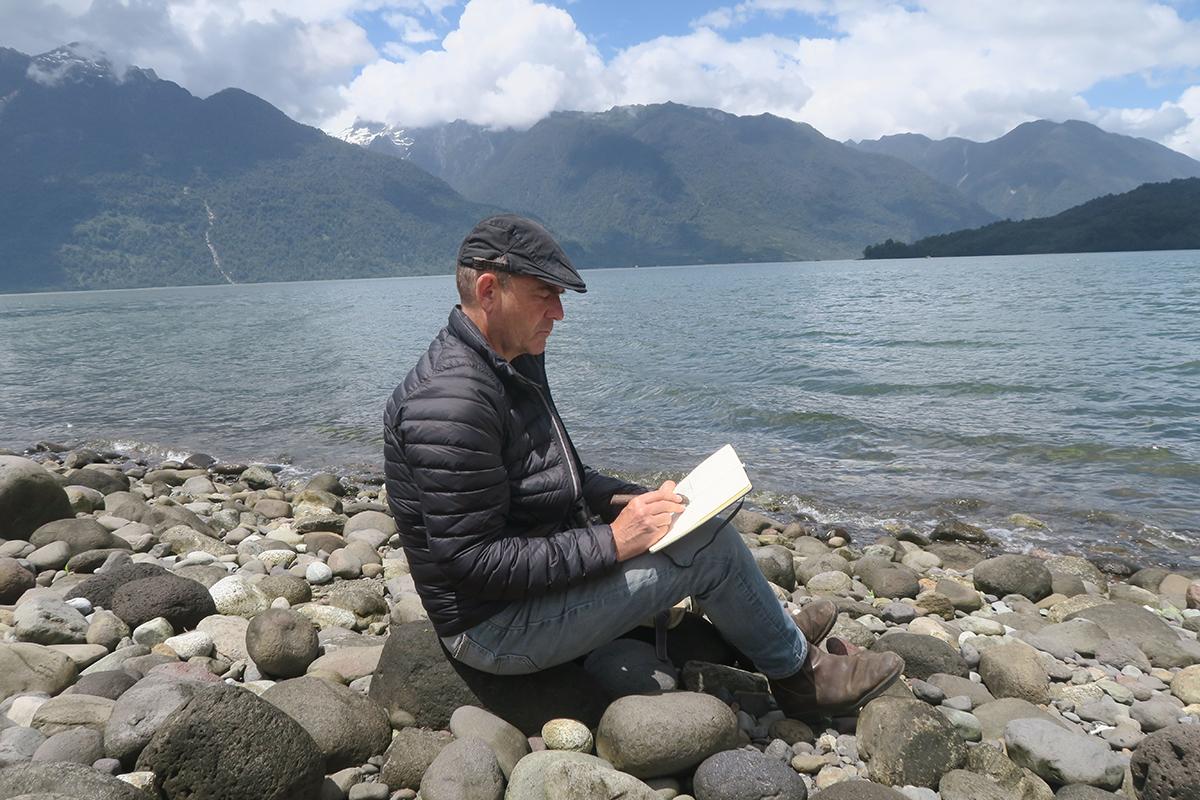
top-left (368, 621), bottom-right (610, 734)
top-left (1066, 602), bottom-right (1196, 668)
top-left (871, 633), bottom-right (969, 680)
top-left (0, 644), bottom-right (78, 702)
top-left (1004, 719), bottom-right (1124, 790)
top-left (65, 563), bottom-right (169, 610)
top-left (973, 555), bottom-right (1054, 602)
top-left (594, 692), bottom-right (738, 779)
top-left (0, 761), bottom-right (151, 799)
top-left (135, 684), bottom-right (324, 800)
top-left (109, 574), bottom-right (217, 630)
top-left (857, 696), bottom-right (968, 788)
top-left (28, 518), bottom-right (131, 558)
top-left (260, 677), bottom-right (391, 770)
top-left (0, 457), bottom-right (73, 540)
top-left (1129, 723), bottom-right (1200, 800)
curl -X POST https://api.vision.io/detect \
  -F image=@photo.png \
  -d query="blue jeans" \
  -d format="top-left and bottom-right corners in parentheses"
top-left (441, 516), bottom-right (808, 679)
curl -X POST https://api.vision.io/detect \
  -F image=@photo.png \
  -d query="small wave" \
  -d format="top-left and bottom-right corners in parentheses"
top-left (834, 381), bottom-right (1043, 398)
top-left (91, 438), bottom-right (194, 463)
top-left (1142, 360), bottom-right (1200, 375)
top-left (315, 424), bottom-right (384, 446)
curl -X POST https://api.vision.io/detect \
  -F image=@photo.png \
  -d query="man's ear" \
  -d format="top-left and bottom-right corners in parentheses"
top-left (475, 272), bottom-right (500, 311)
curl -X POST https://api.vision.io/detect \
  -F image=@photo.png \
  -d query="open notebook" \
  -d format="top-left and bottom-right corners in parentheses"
top-left (649, 444), bottom-right (752, 553)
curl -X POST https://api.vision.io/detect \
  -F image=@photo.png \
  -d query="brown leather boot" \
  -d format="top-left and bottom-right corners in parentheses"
top-left (790, 599), bottom-right (837, 646)
top-left (769, 646), bottom-right (904, 719)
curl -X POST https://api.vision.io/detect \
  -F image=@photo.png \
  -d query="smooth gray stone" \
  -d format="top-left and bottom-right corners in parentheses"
top-left (12, 599), bottom-right (88, 646)
top-left (1004, 718), bottom-right (1124, 790)
top-left (380, 727), bottom-right (454, 791)
top-left (0, 760), bottom-right (149, 800)
top-left (31, 728), bottom-right (104, 764)
top-left (692, 748), bottom-right (807, 800)
top-left (927, 674), bottom-right (994, 707)
top-left (449, 705), bottom-right (530, 780)
top-left (103, 676), bottom-right (198, 765)
top-left (419, 737), bottom-right (504, 800)
top-left (0, 644), bottom-right (78, 702)
top-left (260, 676), bottom-right (391, 771)
top-left (0, 727), bottom-right (46, 767)
top-left (595, 692), bottom-right (738, 779)
top-left (938, 768), bottom-right (1007, 800)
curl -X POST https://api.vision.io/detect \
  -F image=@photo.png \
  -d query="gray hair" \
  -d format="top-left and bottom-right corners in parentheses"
top-left (456, 264), bottom-right (509, 306)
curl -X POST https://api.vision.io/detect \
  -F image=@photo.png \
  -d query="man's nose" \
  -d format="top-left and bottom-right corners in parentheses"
top-left (548, 295), bottom-right (564, 320)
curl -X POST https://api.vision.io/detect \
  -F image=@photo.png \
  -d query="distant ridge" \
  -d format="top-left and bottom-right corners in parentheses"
top-left (397, 103), bottom-right (995, 265)
top-left (850, 120), bottom-right (1200, 220)
top-left (862, 178), bottom-right (1200, 259)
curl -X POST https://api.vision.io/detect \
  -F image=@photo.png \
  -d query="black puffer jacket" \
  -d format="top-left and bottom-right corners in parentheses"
top-left (383, 307), bottom-right (644, 637)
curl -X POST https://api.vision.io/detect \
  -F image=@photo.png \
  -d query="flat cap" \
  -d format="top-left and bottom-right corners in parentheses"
top-left (456, 214), bottom-right (586, 293)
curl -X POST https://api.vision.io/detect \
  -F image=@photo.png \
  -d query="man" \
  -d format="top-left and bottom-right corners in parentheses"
top-left (383, 214), bottom-right (902, 718)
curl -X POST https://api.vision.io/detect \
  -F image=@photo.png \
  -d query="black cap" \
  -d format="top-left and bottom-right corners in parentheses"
top-left (456, 214), bottom-right (587, 293)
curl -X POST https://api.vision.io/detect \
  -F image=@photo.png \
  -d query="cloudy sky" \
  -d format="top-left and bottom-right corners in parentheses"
top-left (3, 0), bottom-right (1200, 156)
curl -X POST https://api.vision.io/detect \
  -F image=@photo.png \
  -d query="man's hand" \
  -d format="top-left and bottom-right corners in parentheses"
top-left (611, 481), bottom-right (686, 561)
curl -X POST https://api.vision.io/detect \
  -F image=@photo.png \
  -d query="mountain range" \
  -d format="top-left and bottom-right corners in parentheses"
top-left (396, 105), bottom-right (994, 267)
top-left (850, 120), bottom-right (1200, 220)
top-left (0, 45), bottom-right (490, 292)
top-left (3, 43), bottom-right (1200, 292)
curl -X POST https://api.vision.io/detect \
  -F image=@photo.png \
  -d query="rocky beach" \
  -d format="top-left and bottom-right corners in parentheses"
top-left (0, 442), bottom-right (1198, 800)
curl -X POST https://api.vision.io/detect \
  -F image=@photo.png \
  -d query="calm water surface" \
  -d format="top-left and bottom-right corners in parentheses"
top-left (2, 251), bottom-right (1197, 564)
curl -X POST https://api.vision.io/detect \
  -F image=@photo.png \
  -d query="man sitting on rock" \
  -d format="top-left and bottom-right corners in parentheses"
top-left (383, 214), bottom-right (902, 718)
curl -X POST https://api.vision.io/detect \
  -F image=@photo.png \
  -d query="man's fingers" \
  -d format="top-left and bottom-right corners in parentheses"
top-left (639, 498), bottom-right (686, 516)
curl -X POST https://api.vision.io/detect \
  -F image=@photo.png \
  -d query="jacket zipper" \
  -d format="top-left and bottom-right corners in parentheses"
top-left (520, 376), bottom-right (582, 502)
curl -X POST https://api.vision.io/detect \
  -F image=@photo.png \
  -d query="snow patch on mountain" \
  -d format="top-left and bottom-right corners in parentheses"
top-left (27, 43), bottom-right (156, 87)
top-left (334, 120), bottom-right (413, 158)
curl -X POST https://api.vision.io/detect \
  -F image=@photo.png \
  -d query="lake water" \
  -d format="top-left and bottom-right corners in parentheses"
top-left (2, 251), bottom-right (1198, 565)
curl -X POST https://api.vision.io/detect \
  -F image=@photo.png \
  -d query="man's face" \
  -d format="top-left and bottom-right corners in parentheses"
top-left (490, 273), bottom-right (566, 360)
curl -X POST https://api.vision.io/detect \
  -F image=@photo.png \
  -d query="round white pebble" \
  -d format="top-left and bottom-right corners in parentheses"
top-left (306, 562), bottom-right (333, 584)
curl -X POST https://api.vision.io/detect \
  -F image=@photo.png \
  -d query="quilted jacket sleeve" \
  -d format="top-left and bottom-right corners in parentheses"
top-left (398, 367), bottom-right (619, 601)
top-left (580, 466), bottom-right (649, 523)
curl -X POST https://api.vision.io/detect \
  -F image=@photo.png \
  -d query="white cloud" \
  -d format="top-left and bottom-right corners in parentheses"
top-left (608, 29), bottom-right (812, 119)
top-left (383, 11), bottom-right (438, 43)
top-left (334, 0), bottom-right (610, 129)
top-left (4, 0), bottom-right (1200, 160)
top-left (0, 0), bottom-right (378, 122)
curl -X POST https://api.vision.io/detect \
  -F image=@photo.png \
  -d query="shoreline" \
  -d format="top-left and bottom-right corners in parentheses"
top-left (9, 435), bottom-right (1197, 573)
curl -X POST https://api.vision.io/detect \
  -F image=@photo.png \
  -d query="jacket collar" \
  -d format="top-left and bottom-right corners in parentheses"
top-left (448, 306), bottom-right (547, 386)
